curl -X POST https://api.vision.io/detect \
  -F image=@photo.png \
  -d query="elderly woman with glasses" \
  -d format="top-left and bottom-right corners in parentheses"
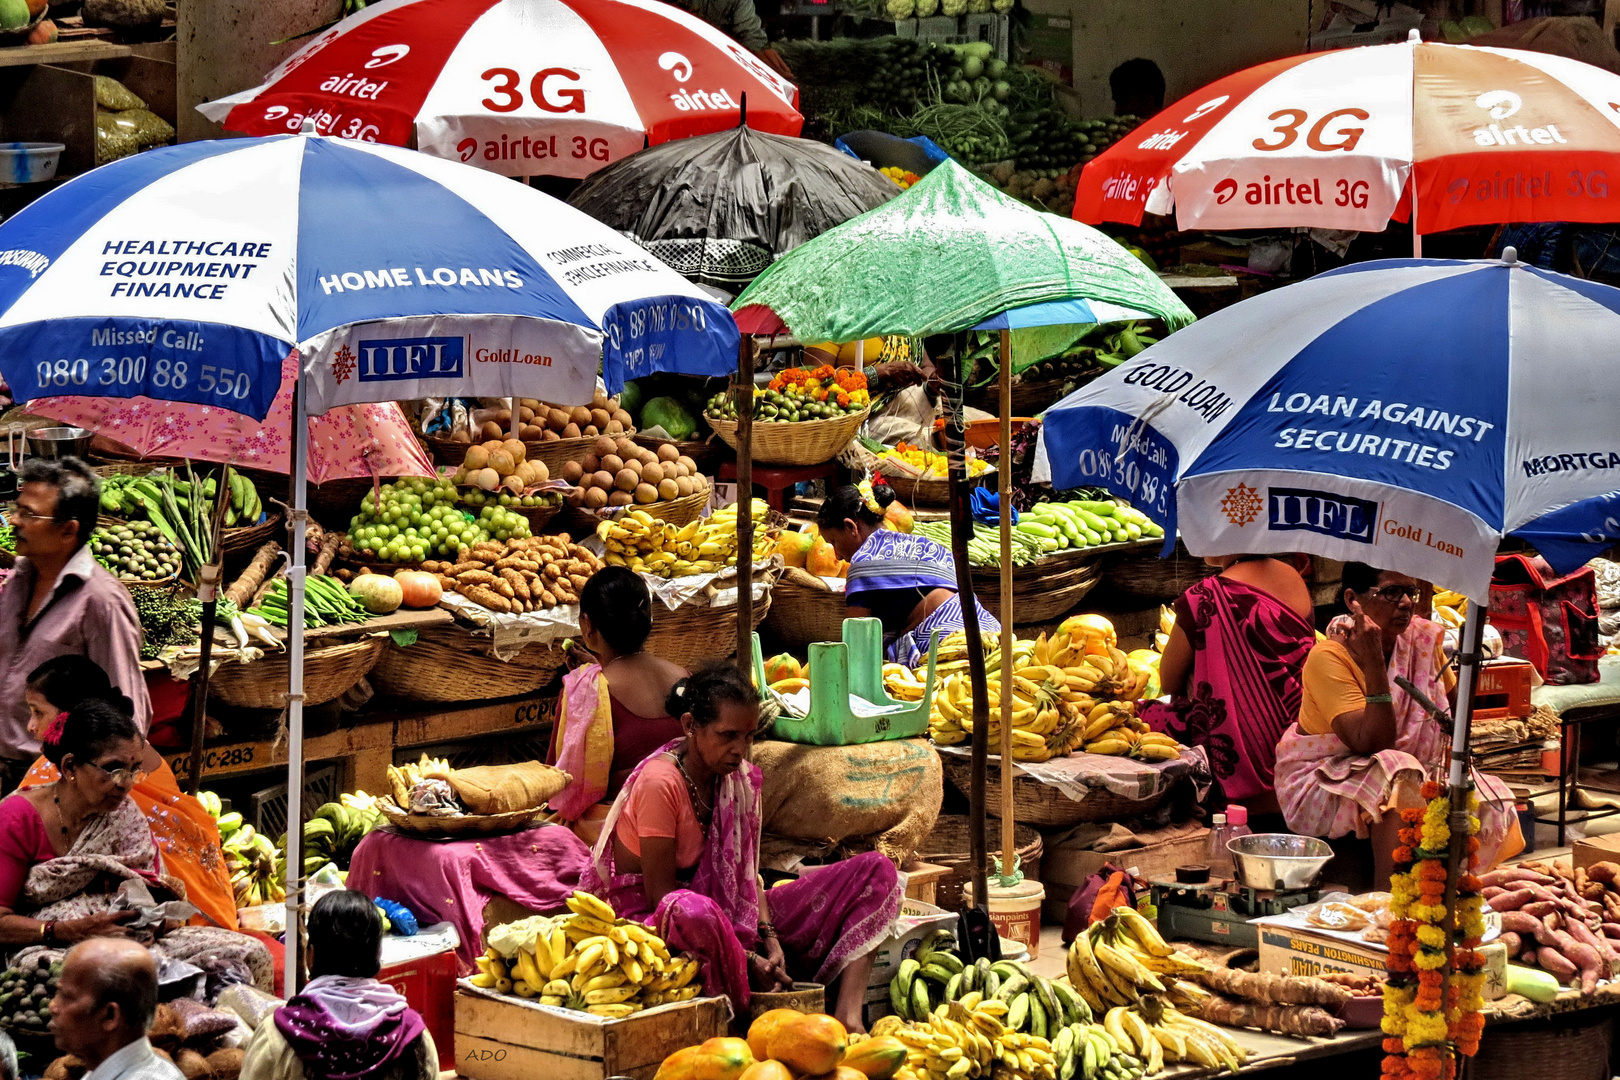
top-left (0, 694), bottom-right (271, 987)
top-left (1274, 563), bottom-right (1523, 887)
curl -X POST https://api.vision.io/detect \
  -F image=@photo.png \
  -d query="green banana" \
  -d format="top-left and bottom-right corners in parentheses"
top-left (945, 972), bottom-right (962, 1000)
top-left (910, 974), bottom-right (931, 1021)
top-left (919, 963), bottom-right (955, 985)
top-left (1007, 992), bottom-right (1030, 1031)
top-left (889, 973), bottom-right (911, 1021)
top-left (995, 973), bottom-right (1029, 1002)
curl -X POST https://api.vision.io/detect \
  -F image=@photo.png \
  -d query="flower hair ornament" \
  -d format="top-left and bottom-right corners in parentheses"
top-left (41, 711), bottom-right (68, 748)
top-left (858, 478), bottom-right (883, 516)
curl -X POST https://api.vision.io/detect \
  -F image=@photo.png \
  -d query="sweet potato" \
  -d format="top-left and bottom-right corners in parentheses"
top-left (1488, 888), bottom-right (1538, 912)
top-left (1500, 931), bottom-right (1522, 956)
top-left (1499, 910), bottom-right (1551, 940)
top-left (1588, 861), bottom-right (1620, 885)
top-left (1562, 939), bottom-right (1603, 993)
top-left (1537, 946), bottom-right (1579, 984)
top-left (1483, 867), bottom-right (1557, 888)
top-left (1604, 923), bottom-right (1620, 938)
top-left (1522, 900), bottom-right (1559, 918)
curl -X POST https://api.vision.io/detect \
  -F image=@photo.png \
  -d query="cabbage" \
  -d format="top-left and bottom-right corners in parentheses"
top-left (640, 396), bottom-right (698, 441)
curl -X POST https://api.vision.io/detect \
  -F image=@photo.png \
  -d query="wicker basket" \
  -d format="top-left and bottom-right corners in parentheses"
top-left (92, 461), bottom-right (164, 478)
top-left (558, 480), bottom-right (713, 533)
top-left (378, 802), bottom-right (553, 838)
top-left (763, 566), bottom-right (848, 651)
top-left (647, 582), bottom-right (775, 669)
top-left (210, 636), bottom-right (385, 710)
top-left (966, 374), bottom-right (1072, 418)
top-left (525, 435), bottom-right (617, 476)
top-left (884, 468), bottom-right (994, 508)
top-left (633, 433), bottom-right (723, 474)
top-left (916, 814), bottom-right (1044, 913)
top-left (369, 625), bottom-right (567, 702)
top-left (513, 502), bottom-right (563, 532)
top-left (971, 554), bottom-right (1105, 626)
top-left (1101, 539), bottom-right (1217, 603)
top-left (707, 408), bottom-right (869, 467)
top-left (421, 433), bottom-right (471, 467)
top-left (1472, 1014), bottom-right (1611, 1080)
top-left (938, 755), bottom-right (1168, 827)
top-left (221, 509), bottom-right (285, 555)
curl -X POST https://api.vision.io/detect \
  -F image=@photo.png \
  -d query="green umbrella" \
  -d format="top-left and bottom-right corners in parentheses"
top-left (731, 159), bottom-right (1193, 343)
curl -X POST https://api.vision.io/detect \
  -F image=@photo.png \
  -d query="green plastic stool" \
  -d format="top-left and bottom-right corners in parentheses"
top-left (758, 618), bottom-right (939, 746)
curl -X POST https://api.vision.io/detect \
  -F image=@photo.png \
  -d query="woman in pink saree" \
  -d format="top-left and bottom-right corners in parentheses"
top-left (1274, 563), bottom-right (1522, 888)
top-left (1142, 555), bottom-right (1316, 819)
top-left (582, 664), bottom-right (902, 1031)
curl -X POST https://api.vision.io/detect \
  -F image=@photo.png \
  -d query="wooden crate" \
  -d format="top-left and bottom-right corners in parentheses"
top-left (455, 987), bottom-right (729, 1080)
top-left (0, 54), bottom-right (176, 181)
top-left (900, 860), bottom-right (949, 905)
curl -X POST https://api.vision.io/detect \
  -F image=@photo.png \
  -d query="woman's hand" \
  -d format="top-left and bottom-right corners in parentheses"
top-left (748, 940), bottom-right (791, 992)
top-left (55, 910), bottom-right (136, 944)
top-left (1343, 601), bottom-right (1388, 682)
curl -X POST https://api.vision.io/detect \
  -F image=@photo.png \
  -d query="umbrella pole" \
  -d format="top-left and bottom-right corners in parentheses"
top-left (997, 331), bottom-right (1015, 879)
top-left (946, 333), bottom-right (991, 914)
top-left (1441, 602), bottom-right (1486, 1010)
top-left (284, 380), bottom-right (311, 997)
top-left (185, 464), bottom-right (234, 796)
top-left (735, 335), bottom-right (755, 674)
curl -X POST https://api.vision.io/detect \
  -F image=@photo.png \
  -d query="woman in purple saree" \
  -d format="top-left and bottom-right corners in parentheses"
top-left (582, 664), bottom-right (902, 1031)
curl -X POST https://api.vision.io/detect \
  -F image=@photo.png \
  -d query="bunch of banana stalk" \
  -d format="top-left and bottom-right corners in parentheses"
top-left (1049, 1021), bottom-right (1145, 1080)
top-left (385, 754), bottom-right (454, 808)
top-left (1066, 909), bottom-right (1207, 1016)
top-left (891, 933), bottom-right (1093, 1041)
top-left (218, 813), bottom-right (285, 908)
top-left (477, 891), bottom-right (700, 1017)
top-left (1103, 998), bottom-right (1246, 1075)
top-left (599, 500), bottom-right (772, 579)
top-left (874, 997), bottom-right (1057, 1080)
top-left (295, 793), bottom-right (383, 875)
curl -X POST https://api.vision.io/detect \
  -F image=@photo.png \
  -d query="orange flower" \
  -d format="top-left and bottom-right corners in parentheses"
top-left (1422, 780), bottom-right (1444, 799)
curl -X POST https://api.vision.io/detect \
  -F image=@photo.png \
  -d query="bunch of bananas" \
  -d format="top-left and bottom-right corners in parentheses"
top-left (1049, 1021), bottom-right (1145, 1080)
top-left (1065, 910), bottom-right (1206, 1015)
top-left (386, 754), bottom-right (453, 807)
top-left (219, 814), bottom-right (285, 909)
top-left (1102, 999), bottom-right (1245, 1075)
top-left (874, 997), bottom-right (1056, 1080)
top-left (296, 794), bottom-right (382, 875)
top-left (1431, 588), bottom-right (1468, 629)
top-left (480, 891), bottom-right (701, 1018)
top-left (890, 934), bottom-right (1094, 1042)
top-left (598, 500), bottom-right (773, 579)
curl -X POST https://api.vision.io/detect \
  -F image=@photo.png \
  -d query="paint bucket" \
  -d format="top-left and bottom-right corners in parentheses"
top-left (965, 879), bottom-right (1045, 959)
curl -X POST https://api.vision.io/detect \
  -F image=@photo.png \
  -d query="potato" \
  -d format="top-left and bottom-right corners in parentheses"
top-left (604, 420), bottom-right (624, 435)
top-left (518, 406), bottom-right (535, 423)
top-left (593, 388), bottom-right (611, 408)
top-left (581, 453), bottom-right (600, 473)
top-left (608, 489), bottom-right (634, 507)
top-left (487, 449), bottom-right (516, 474)
top-left (464, 445), bottom-right (490, 470)
top-left (583, 425), bottom-right (599, 438)
top-left (590, 408), bottom-right (611, 430)
top-left (520, 424), bottom-right (546, 440)
top-left (642, 462), bottom-right (665, 485)
top-left (675, 475), bottom-right (694, 497)
top-left (542, 429), bottom-right (560, 441)
top-left (601, 454), bottom-right (624, 475)
top-left (593, 435), bottom-right (617, 457)
top-left (530, 459), bottom-right (549, 482)
top-left (501, 475), bottom-right (525, 494)
top-left (560, 461), bottom-right (584, 484)
top-left (592, 470), bottom-right (616, 490)
top-left (561, 422), bottom-right (582, 439)
top-left (615, 437), bottom-right (637, 456)
top-left (625, 458), bottom-right (643, 477)
top-left (677, 455), bottom-right (698, 476)
top-left (494, 408), bottom-right (512, 424)
top-left (658, 443), bottom-right (680, 463)
top-left (658, 478), bottom-right (680, 500)
top-left (503, 438), bottom-right (526, 463)
top-left (615, 468), bottom-right (639, 492)
top-left (480, 420), bottom-right (504, 441)
top-left (451, 429), bottom-right (472, 444)
top-left (520, 398), bottom-right (542, 410)
top-left (612, 409), bottom-right (634, 428)
top-left (547, 407), bottom-right (571, 430)
top-left (569, 405), bottom-right (593, 427)
top-left (584, 487), bottom-right (609, 509)
top-left (634, 482), bottom-right (659, 504)
top-left (514, 461), bottom-right (537, 485)
top-left (566, 487), bottom-right (585, 506)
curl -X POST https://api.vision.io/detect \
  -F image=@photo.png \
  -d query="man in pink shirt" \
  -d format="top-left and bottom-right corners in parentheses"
top-left (0, 458), bottom-right (149, 792)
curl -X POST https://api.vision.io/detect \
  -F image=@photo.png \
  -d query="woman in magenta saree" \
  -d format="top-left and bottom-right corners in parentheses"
top-left (581, 665), bottom-right (901, 1031)
top-left (1140, 556), bottom-right (1317, 818)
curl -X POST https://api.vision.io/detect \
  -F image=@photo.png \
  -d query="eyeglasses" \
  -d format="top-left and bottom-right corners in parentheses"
top-left (8, 509), bottom-right (57, 525)
top-left (1370, 584), bottom-right (1421, 603)
top-left (82, 759), bottom-right (150, 787)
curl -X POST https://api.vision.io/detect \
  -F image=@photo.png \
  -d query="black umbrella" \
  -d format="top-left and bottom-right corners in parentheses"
top-left (567, 124), bottom-right (899, 293)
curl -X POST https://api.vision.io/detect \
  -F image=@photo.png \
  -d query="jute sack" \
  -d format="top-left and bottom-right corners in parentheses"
top-left (449, 761), bottom-right (570, 815)
top-left (754, 738), bottom-right (942, 864)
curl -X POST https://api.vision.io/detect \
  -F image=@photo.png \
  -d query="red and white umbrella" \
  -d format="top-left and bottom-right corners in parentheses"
top-left (1074, 32), bottom-right (1620, 235)
top-left (198, 0), bottom-right (801, 179)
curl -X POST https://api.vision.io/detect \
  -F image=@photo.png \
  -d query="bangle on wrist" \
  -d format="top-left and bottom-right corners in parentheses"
top-left (1364, 693), bottom-right (1393, 704)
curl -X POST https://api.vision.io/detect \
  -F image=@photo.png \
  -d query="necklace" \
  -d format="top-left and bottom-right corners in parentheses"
top-left (52, 791), bottom-right (76, 838)
top-left (676, 749), bottom-right (714, 822)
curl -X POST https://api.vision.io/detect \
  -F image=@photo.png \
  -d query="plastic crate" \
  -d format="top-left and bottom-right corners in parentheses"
top-left (248, 764), bottom-right (339, 837)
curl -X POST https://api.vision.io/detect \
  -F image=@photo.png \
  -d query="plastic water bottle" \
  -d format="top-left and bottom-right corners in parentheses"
top-left (1205, 813), bottom-right (1232, 881)
top-left (1225, 805), bottom-right (1253, 845)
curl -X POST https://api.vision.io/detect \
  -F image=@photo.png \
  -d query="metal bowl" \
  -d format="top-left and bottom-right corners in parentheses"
top-left (1227, 833), bottom-right (1333, 891)
top-left (24, 426), bottom-right (93, 461)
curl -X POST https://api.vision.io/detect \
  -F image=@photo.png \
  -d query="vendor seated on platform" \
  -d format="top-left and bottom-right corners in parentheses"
top-left (0, 697), bottom-right (271, 987)
top-left (17, 656), bottom-right (238, 930)
top-left (818, 481), bottom-right (999, 666)
top-left (584, 665), bottom-right (902, 1031)
top-left (242, 890), bottom-right (437, 1080)
top-left (1273, 562), bottom-right (1523, 888)
top-left (549, 567), bottom-right (688, 833)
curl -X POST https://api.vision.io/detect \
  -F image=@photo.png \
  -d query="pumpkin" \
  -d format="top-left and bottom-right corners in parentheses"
top-left (806, 537), bottom-right (843, 578)
top-left (763, 654), bottom-right (801, 684)
top-left (841, 1037), bottom-right (908, 1080)
top-left (747, 1009), bottom-right (804, 1061)
top-left (766, 1014), bottom-right (847, 1077)
top-left (393, 570), bottom-right (442, 609)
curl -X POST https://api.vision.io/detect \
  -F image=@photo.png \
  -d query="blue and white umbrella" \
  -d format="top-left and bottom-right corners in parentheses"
top-left (0, 134), bottom-right (738, 418)
top-left (1035, 251), bottom-right (1620, 603)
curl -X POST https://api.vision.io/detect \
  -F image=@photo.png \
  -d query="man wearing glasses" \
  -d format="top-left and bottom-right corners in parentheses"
top-left (0, 458), bottom-right (148, 794)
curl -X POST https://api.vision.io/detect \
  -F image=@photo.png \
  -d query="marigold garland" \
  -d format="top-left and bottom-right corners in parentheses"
top-left (1382, 780), bottom-right (1485, 1080)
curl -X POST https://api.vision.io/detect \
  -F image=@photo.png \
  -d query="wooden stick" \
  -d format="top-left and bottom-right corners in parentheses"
top-left (734, 336), bottom-right (756, 675)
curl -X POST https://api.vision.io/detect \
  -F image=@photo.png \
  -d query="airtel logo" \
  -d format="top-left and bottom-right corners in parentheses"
top-left (264, 105), bottom-right (290, 120)
top-left (1475, 90), bottom-right (1521, 120)
top-left (1214, 178), bottom-right (1237, 204)
top-left (365, 44), bottom-right (410, 69)
top-left (659, 52), bottom-right (692, 82)
top-left (1183, 96), bottom-right (1230, 123)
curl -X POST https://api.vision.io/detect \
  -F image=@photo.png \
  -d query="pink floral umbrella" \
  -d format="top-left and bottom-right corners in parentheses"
top-left (30, 356), bottom-right (435, 484)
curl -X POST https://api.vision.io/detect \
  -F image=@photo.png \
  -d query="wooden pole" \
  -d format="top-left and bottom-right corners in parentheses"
top-left (186, 464), bottom-right (234, 795)
top-left (734, 336), bottom-right (755, 674)
top-left (946, 333), bottom-right (992, 912)
top-left (997, 331), bottom-right (1016, 878)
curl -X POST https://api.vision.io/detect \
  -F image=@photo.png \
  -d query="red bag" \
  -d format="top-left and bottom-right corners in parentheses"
top-left (1489, 554), bottom-right (1602, 685)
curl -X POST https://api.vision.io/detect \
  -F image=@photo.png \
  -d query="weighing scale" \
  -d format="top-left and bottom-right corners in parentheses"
top-left (1149, 877), bottom-right (1320, 950)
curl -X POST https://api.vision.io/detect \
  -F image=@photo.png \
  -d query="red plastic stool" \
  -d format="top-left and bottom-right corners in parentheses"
top-left (717, 460), bottom-right (842, 512)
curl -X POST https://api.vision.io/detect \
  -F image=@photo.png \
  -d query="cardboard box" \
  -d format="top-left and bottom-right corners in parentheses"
top-left (454, 986), bottom-right (729, 1080)
top-left (1255, 923), bottom-right (1387, 979)
top-left (1039, 828), bottom-right (1209, 923)
top-left (1574, 836), bottom-right (1620, 871)
top-left (864, 899), bottom-right (958, 1006)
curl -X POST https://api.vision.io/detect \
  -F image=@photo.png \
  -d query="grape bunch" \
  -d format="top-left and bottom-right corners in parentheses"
top-left (348, 478), bottom-right (531, 564)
